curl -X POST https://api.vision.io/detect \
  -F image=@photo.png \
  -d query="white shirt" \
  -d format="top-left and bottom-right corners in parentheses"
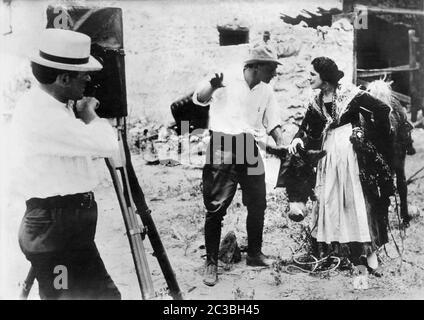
top-left (8, 85), bottom-right (119, 200)
top-left (192, 66), bottom-right (281, 139)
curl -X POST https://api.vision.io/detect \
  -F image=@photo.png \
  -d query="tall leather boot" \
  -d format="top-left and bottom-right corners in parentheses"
top-left (246, 208), bottom-right (273, 267)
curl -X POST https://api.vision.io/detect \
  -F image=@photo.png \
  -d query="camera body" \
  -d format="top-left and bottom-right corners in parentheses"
top-left (170, 92), bottom-right (210, 135)
top-left (46, 5), bottom-right (127, 118)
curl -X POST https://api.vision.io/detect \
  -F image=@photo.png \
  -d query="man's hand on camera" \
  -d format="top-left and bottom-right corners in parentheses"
top-left (210, 73), bottom-right (225, 89)
top-left (76, 97), bottom-right (100, 124)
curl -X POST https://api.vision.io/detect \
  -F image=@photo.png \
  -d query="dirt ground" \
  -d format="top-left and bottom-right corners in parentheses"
top-left (1, 0), bottom-right (424, 300)
top-left (96, 129), bottom-right (424, 300)
top-left (2, 129), bottom-right (424, 300)
top-left (91, 129), bottom-right (424, 300)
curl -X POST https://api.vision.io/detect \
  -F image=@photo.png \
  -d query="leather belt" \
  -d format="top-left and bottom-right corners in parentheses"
top-left (26, 192), bottom-right (95, 210)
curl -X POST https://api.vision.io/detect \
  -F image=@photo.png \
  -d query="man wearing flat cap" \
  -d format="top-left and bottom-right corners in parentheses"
top-left (10, 28), bottom-right (121, 299)
top-left (193, 44), bottom-right (285, 286)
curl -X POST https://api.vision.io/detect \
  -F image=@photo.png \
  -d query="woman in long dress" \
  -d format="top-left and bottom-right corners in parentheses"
top-left (288, 57), bottom-right (394, 276)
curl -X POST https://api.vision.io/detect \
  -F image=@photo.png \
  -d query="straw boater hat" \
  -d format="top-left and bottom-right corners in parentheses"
top-left (244, 44), bottom-right (281, 65)
top-left (30, 28), bottom-right (102, 72)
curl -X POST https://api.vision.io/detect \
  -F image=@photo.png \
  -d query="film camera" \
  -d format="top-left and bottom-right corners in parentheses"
top-left (46, 5), bottom-right (127, 118)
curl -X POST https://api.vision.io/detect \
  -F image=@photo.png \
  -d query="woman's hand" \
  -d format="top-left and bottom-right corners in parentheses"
top-left (349, 127), bottom-right (364, 144)
top-left (288, 138), bottom-right (304, 154)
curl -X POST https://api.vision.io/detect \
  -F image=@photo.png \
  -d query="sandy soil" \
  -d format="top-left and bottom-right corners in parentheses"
top-left (68, 127), bottom-right (424, 300)
top-left (2, 129), bottom-right (424, 300)
top-left (1, 0), bottom-right (424, 300)
top-left (90, 125), bottom-right (424, 300)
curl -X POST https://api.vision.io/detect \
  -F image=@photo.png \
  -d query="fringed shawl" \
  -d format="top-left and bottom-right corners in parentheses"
top-left (308, 84), bottom-right (361, 140)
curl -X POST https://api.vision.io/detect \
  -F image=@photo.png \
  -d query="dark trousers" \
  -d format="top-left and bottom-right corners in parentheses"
top-left (18, 193), bottom-right (121, 300)
top-left (202, 132), bottom-right (267, 264)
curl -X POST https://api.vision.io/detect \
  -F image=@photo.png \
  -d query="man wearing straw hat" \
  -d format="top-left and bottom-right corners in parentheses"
top-left (10, 28), bottom-right (121, 299)
top-left (193, 44), bottom-right (286, 286)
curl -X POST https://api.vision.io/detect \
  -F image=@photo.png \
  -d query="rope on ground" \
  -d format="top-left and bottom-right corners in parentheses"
top-left (284, 222), bottom-right (341, 276)
top-left (283, 187), bottom-right (409, 276)
top-left (283, 255), bottom-right (341, 276)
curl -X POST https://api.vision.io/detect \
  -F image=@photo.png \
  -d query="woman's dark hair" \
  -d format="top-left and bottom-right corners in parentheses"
top-left (31, 62), bottom-right (78, 84)
top-left (311, 57), bottom-right (344, 86)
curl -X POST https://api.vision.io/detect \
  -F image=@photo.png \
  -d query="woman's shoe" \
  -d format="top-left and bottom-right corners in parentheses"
top-left (358, 255), bottom-right (383, 277)
top-left (367, 266), bottom-right (383, 277)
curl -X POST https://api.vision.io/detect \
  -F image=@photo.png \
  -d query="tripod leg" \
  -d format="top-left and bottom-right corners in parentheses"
top-left (138, 208), bottom-right (184, 300)
top-left (121, 126), bottom-right (184, 300)
top-left (19, 266), bottom-right (36, 300)
top-left (105, 158), bottom-right (154, 299)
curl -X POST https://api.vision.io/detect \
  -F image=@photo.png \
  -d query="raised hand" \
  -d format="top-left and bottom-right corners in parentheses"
top-left (210, 73), bottom-right (225, 89)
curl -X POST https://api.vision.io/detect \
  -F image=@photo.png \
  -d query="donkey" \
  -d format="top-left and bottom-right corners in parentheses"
top-left (366, 79), bottom-right (415, 226)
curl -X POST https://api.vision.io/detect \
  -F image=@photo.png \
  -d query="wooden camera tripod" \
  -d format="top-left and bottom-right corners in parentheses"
top-left (20, 118), bottom-right (183, 300)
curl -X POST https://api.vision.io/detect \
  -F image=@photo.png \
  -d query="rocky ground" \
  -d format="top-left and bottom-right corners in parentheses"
top-left (1, 0), bottom-right (424, 300)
